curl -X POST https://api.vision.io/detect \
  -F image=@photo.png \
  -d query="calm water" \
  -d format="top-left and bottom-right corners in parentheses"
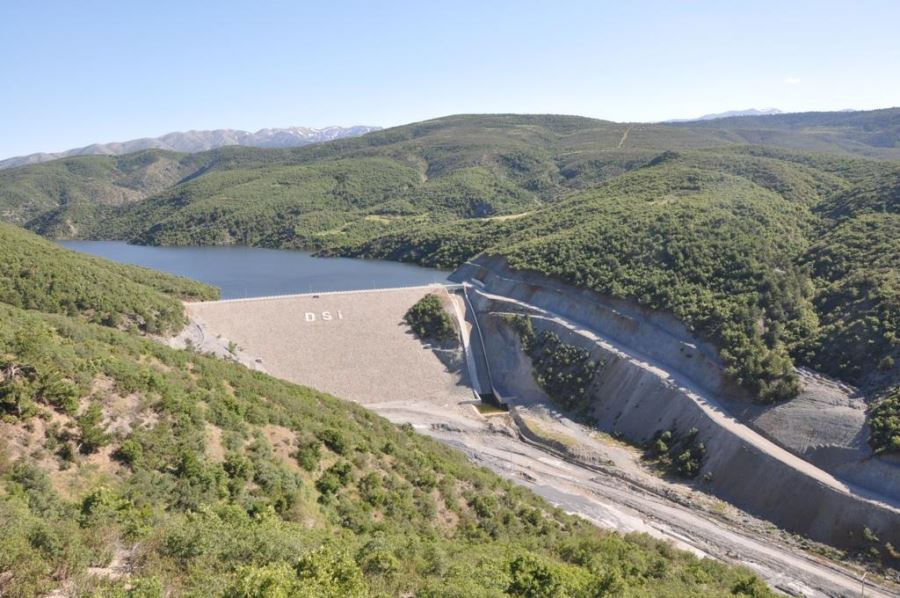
top-left (60, 241), bottom-right (450, 299)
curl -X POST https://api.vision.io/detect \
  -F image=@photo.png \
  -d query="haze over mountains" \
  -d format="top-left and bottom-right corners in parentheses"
top-left (665, 108), bottom-right (785, 122)
top-left (0, 125), bottom-right (381, 170)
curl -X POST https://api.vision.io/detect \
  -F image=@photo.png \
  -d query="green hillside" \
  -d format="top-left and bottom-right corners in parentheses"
top-left (0, 150), bottom-right (220, 236)
top-left (0, 223), bottom-right (217, 333)
top-left (0, 234), bottom-right (772, 596)
top-left (0, 111), bottom-right (897, 405)
top-left (3, 110), bottom-right (897, 246)
top-left (0, 108), bottom-right (896, 593)
top-left (337, 147), bottom-right (900, 403)
top-left (672, 108), bottom-right (900, 158)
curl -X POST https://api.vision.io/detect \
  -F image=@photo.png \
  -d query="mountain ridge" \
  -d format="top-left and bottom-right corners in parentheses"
top-left (0, 125), bottom-right (381, 170)
top-left (665, 108), bottom-right (785, 122)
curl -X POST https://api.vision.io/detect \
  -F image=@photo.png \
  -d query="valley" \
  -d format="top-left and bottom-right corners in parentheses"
top-left (174, 269), bottom-right (899, 597)
top-left (5, 3), bottom-right (899, 595)
top-left (1, 108), bottom-right (898, 596)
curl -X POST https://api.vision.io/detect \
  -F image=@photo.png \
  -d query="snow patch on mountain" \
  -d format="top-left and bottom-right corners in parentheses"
top-left (0, 125), bottom-right (381, 169)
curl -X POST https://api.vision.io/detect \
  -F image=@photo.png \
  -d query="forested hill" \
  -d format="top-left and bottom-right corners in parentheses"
top-left (0, 229), bottom-right (774, 595)
top-left (2, 110), bottom-right (898, 242)
top-left (670, 107), bottom-right (900, 158)
top-left (0, 223), bottom-right (217, 333)
top-left (338, 147), bottom-right (900, 405)
top-left (0, 110), bottom-right (897, 405)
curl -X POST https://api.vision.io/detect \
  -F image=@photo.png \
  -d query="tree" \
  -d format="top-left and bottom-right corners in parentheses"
top-left (507, 554), bottom-right (564, 598)
top-left (77, 402), bottom-right (110, 454)
top-left (294, 546), bottom-right (367, 598)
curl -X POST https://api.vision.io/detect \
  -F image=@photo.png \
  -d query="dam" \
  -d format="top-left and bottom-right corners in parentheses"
top-left (185, 285), bottom-right (476, 408)
top-left (176, 265), bottom-right (899, 596)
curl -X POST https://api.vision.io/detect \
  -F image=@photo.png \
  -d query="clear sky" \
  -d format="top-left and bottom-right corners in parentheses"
top-left (2, 0), bottom-right (899, 158)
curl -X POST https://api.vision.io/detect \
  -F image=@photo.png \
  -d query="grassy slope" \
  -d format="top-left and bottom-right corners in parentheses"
top-left (0, 223), bottom-right (217, 334)
top-left (0, 235), bottom-right (772, 596)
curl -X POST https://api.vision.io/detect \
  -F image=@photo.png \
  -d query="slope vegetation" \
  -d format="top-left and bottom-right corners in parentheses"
top-left (0, 111), bottom-right (897, 416)
top-left (673, 108), bottom-right (900, 158)
top-left (3, 110), bottom-right (897, 244)
top-left (0, 150), bottom-right (211, 235)
top-left (0, 231), bottom-right (772, 596)
top-left (342, 148), bottom-right (900, 405)
top-left (0, 223), bottom-right (217, 333)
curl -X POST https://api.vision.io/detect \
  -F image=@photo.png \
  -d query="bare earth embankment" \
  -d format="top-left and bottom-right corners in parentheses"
top-left (183, 286), bottom-right (898, 597)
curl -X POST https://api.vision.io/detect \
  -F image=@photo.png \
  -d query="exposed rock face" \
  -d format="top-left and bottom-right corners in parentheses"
top-left (453, 255), bottom-right (900, 551)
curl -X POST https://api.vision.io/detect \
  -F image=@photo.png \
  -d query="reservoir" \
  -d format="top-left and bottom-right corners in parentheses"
top-left (60, 241), bottom-right (450, 299)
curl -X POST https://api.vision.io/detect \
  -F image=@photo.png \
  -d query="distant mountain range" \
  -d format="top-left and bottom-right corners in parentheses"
top-left (665, 108), bottom-right (785, 123)
top-left (0, 125), bottom-right (381, 170)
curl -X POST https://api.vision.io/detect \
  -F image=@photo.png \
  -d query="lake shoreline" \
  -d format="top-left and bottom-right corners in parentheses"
top-left (60, 240), bottom-right (450, 299)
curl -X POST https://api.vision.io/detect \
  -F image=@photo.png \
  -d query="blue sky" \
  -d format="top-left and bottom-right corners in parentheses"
top-left (2, 0), bottom-right (899, 158)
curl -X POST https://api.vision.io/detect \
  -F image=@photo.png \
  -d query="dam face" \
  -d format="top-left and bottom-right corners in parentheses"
top-left (186, 286), bottom-right (473, 408)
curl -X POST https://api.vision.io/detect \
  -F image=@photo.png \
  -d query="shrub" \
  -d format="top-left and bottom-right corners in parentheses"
top-left (506, 554), bottom-right (566, 598)
top-left (77, 402), bottom-right (111, 454)
top-left (316, 461), bottom-right (353, 497)
top-left (295, 439), bottom-right (322, 472)
top-left (294, 545), bottom-right (367, 598)
top-left (404, 294), bottom-right (456, 341)
top-left (318, 428), bottom-right (349, 455)
top-left (115, 438), bottom-right (144, 467)
top-left (510, 321), bottom-right (597, 413)
top-left (646, 428), bottom-right (707, 479)
top-left (869, 387), bottom-right (900, 454)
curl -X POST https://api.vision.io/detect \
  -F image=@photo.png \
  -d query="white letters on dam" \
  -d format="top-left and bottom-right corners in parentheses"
top-left (304, 310), bottom-right (344, 322)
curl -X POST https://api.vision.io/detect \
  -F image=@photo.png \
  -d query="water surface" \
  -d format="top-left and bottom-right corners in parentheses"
top-left (60, 241), bottom-right (450, 299)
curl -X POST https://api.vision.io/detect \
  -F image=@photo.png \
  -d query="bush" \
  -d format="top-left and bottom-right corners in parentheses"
top-left (115, 438), bottom-right (144, 467)
top-left (404, 294), bottom-right (456, 341)
top-left (294, 546), bottom-right (366, 597)
top-left (295, 439), bottom-right (322, 472)
top-left (869, 387), bottom-right (900, 453)
top-left (646, 428), bottom-right (707, 479)
top-left (316, 461), bottom-right (353, 497)
top-left (77, 403), bottom-right (111, 454)
top-left (509, 320), bottom-right (597, 413)
top-left (318, 428), bottom-right (349, 455)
